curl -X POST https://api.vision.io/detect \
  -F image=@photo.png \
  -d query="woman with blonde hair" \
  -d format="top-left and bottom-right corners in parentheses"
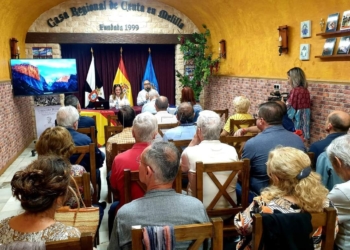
top-left (109, 84), bottom-right (130, 108)
top-left (234, 147), bottom-right (336, 250)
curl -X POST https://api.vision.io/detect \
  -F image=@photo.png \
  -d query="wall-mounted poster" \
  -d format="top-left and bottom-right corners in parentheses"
top-left (301, 20), bottom-right (311, 38)
top-left (33, 47), bottom-right (53, 59)
top-left (300, 44), bottom-right (310, 60)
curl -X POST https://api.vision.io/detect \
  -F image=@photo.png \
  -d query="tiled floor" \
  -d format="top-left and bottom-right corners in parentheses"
top-left (0, 141), bottom-right (110, 249)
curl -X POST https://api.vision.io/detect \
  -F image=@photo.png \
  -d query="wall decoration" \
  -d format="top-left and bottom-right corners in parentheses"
top-left (301, 20), bottom-right (311, 38)
top-left (300, 44), bottom-right (310, 60)
top-left (32, 47), bottom-right (53, 59)
top-left (325, 13), bottom-right (339, 32)
top-left (322, 38), bottom-right (336, 56)
top-left (337, 36), bottom-right (350, 54)
top-left (340, 10), bottom-right (350, 30)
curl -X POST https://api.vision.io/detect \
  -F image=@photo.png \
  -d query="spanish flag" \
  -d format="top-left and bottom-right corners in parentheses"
top-left (113, 48), bottom-right (133, 106)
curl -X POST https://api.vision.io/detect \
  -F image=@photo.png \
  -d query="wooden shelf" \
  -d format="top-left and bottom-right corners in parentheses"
top-left (316, 30), bottom-right (350, 36)
top-left (315, 54), bottom-right (350, 59)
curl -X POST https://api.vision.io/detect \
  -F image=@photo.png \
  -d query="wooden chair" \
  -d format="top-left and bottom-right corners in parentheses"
top-left (195, 159), bottom-right (250, 236)
top-left (131, 217), bottom-right (223, 250)
top-left (168, 139), bottom-right (192, 154)
top-left (107, 115), bottom-right (119, 126)
top-left (229, 118), bottom-right (256, 135)
top-left (46, 232), bottom-right (94, 250)
top-left (77, 126), bottom-right (97, 145)
top-left (124, 168), bottom-right (182, 203)
top-left (307, 152), bottom-right (315, 170)
top-left (220, 135), bottom-right (255, 158)
top-left (213, 109), bottom-right (229, 121)
top-left (72, 172), bottom-right (92, 207)
top-left (252, 207), bottom-right (337, 250)
top-left (158, 123), bottom-right (178, 137)
top-left (104, 125), bottom-right (123, 146)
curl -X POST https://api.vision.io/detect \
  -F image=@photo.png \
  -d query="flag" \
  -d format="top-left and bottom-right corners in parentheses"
top-left (141, 52), bottom-right (159, 92)
top-left (113, 53), bottom-right (133, 106)
top-left (85, 49), bottom-right (105, 107)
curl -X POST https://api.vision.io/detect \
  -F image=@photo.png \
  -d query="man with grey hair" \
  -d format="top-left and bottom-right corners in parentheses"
top-left (108, 141), bottom-right (209, 250)
top-left (326, 134), bottom-right (350, 250)
top-left (108, 112), bottom-right (159, 237)
top-left (141, 89), bottom-right (159, 114)
top-left (154, 96), bottom-right (178, 124)
top-left (180, 110), bottom-right (239, 208)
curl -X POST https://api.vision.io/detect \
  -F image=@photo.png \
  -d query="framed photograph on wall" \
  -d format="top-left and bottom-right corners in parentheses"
top-left (301, 20), bottom-right (311, 38)
top-left (33, 47), bottom-right (53, 59)
top-left (300, 44), bottom-right (310, 60)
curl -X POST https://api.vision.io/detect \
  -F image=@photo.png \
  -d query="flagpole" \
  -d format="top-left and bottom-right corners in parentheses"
top-left (148, 47), bottom-right (151, 54)
top-left (120, 47), bottom-right (123, 56)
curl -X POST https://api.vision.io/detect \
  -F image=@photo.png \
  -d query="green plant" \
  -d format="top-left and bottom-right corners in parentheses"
top-left (176, 24), bottom-right (220, 100)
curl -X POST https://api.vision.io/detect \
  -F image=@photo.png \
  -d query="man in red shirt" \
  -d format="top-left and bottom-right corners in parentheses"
top-left (108, 112), bottom-right (158, 237)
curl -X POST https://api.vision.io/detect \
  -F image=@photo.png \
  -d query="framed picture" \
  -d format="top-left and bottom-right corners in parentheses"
top-left (340, 10), bottom-right (350, 30)
top-left (337, 36), bottom-right (350, 54)
top-left (301, 20), bottom-right (311, 38)
top-left (325, 13), bottom-right (339, 33)
top-left (322, 38), bottom-right (336, 56)
top-left (32, 47), bottom-right (53, 59)
top-left (300, 44), bottom-right (310, 60)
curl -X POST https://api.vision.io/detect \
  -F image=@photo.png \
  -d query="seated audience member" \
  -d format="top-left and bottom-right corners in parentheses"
top-left (108, 112), bottom-right (158, 237)
top-left (109, 84), bottom-right (130, 108)
top-left (234, 147), bottom-right (336, 250)
top-left (56, 106), bottom-right (105, 199)
top-left (221, 96), bottom-right (253, 136)
top-left (242, 102), bottom-right (306, 195)
top-left (316, 151), bottom-right (343, 191)
top-left (108, 142), bottom-right (209, 250)
top-left (163, 102), bottom-right (196, 141)
top-left (309, 110), bottom-right (350, 163)
top-left (137, 80), bottom-right (159, 106)
top-left (154, 96), bottom-right (178, 124)
top-left (0, 156), bottom-right (80, 244)
top-left (141, 89), bottom-right (159, 114)
top-left (175, 86), bottom-right (203, 122)
top-left (105, 106), bottom-right (136, 169)
top-left (181, 110), bottom-right (239, 207)
top-left (326, 134), bottom-right (350, 250)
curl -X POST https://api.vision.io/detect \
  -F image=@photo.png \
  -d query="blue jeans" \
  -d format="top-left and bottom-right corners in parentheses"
top-left (108, 201), bottom-right (120, 238)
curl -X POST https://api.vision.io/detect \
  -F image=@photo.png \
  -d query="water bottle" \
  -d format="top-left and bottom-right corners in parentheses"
top-left (115, 99), bottom-right (119, 109)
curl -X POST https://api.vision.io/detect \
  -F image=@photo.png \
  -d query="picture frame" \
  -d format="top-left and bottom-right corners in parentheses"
top-left (340, 10), bottom-right (350, 30)
top-left (32, 47), bottom-right (53, 59)
top-left (300, 44), bottom-right (310, 60)
top-left (300, 20), bottom-right (311, 38)
top-left (337, 36), bottom-right (350, 54)
top-left (322, 38), bottom-right (336, 56)
top-left (325, 13), bottom-right (339, 33)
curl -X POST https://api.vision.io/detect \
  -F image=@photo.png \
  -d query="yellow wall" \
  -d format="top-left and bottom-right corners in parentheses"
top-left (1, 0), bottom-right (350, 81)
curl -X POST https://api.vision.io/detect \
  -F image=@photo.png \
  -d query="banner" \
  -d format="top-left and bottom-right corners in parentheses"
top-left (113, 55), bottom-right (134, 106)
top-left (141, 53), bottom-right (159, 92)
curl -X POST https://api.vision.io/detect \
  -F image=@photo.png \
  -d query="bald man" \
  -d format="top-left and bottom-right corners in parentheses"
top-left (309, 110), bottom-right (350, 162)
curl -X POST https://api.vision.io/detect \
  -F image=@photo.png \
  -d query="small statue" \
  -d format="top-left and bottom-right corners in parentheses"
top-left (320, 18), bottom-right (325, 32)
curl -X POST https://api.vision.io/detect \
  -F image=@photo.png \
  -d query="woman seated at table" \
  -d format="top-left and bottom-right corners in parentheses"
top-left (234, 147), bottom-right (337, 250)
top-left (109, 84), bottom-right (130, 108)
top-left (0, 156), bottom-right (81, 244)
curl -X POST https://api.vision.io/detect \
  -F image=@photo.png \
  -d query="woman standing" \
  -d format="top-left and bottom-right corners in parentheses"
top-left (286, 67), bottom-right (310, 139)
top-left (109, 84), bottom-right (130, 108)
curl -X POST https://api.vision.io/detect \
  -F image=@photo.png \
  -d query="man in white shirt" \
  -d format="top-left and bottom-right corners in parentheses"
top-left (154, 96), bottom-right (178, 124)
top-left (141, 89), bottom-right (159, 114)
top-left (137, 80), bottom-right (159, 106)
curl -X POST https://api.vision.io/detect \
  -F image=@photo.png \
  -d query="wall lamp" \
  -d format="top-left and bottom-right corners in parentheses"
top-left (277, 25), bottom-right (288, 56)
top-left (10, 38), bottom-right (20, 59)
top-left (219, 39), bottom-right (226, 59)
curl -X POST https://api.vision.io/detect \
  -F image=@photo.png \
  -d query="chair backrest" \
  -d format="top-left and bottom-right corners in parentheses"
top-left (104, 125), bottom-right (123, 146)
top-left (158, 123), bottom-right (178, 137)
top-left (72, 143), bottom-right (97, 204)
top-left (220, 135), bottom-right (255, 158)
top-left (195, 159), bottom-right (250, 217)
top-left (252, 207), bottom-right (336, 250)
top-left (131, 217), bottom-right (223, 250)
top-left (77, 126), bottom-right (97, 145)
top-left (124, 169), bottom-right (182, 203)
top-left (229, 118), bottom-right (256, 135)
top-left (307, 152), bottom-right (315, 170)
top-left (213, 109), bottom-right (229, 121)
top-left (72, 172), bottom-right (92, 207)
top-left (168, 139), bottom-right (192, 154)
top-left (46, 232), bottom-right (94, 250)
top-left (107, 115), bottom-right (119, 126)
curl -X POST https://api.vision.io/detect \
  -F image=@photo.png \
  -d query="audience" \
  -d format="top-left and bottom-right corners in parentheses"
top-left (221, 96), bottom-right (253, 136)
top-left (181, 110), bottom-right (239, 208)
top-left (163, 102), bottom-right (196, 141)
top-left (137, 80), bottom-right (159, 106)
top-left (175, 86), bottom-right (203, 122)
top-left (0, 156), bottom-right (80, 244)
top-left (242, 102), bottom-right (305, 196)
top-left (141, 89), bottom-right (159, 114)
top-left (154, 96), bottom-right (178, 124)
top-left (108, 112), bottom-right (158, 238)
top-left (108, 141), bottom-right (209, 250)
top-left (109, 84), bottom-right (130, 108)
top-left (326, 134), bottom-right (350, 250)
top-left (234, 147), bottom-right (336, 250)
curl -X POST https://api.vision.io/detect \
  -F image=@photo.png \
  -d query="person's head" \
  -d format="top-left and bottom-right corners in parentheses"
top-left (143, 80), bottom-right (152, 92)
top-left (262, 147), bottom-right (328, 213)
top-left (326, 134), bottom-right (350, 181)
top-left (275, 100), bottom-right (287, 114)
top-left (132, 112), bottom-right (158, 143)
top-left (325, 111), bottom-right (350, 133)
top-left (112, 84), bottom-right (123, 98)
top-left (64, 95), bottom-right (81, 112)
top-left (176, 102), bottom-right (194, 124)
top-left (11, 156), bottom-right (71, 213)
top-left (287, 67), bottom-right (308, 88)
top-left (56, 106), bottom-right (80, 129)
top-left (181, 86), bottom-right (196, 105)
top-left (196, 110), bottom-right (221, 141)
top-left (155, 96), bottom-right (169, 111)
top-left (117, 105), bottom-right (136, 128)
top-left (139, 141), bottom-right (180, 186)
top-left (148, 89), bottom-right (159, 101)
top-left (257, 102), bottom-right (283, 130)
top-left (233, 96), bottom-right (250, 113)
top-left (36, 127), bottom-right (75, 159)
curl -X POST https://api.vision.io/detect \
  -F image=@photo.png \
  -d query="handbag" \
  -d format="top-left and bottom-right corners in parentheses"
top-left (55, 176), bottom-right (99, 237)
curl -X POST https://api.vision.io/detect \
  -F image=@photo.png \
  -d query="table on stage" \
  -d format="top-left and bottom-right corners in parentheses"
top-left (80, 106), bottom-right (141, 146)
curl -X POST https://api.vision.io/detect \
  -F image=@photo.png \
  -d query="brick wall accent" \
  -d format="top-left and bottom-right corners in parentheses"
top-left (204, 76), bottom-right (350, 144)
top-left (0, 82), bottom-right (35, 172)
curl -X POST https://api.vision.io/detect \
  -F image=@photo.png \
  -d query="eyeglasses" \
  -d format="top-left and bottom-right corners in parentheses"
top-left (136, 155), bottom-right (154, 173)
